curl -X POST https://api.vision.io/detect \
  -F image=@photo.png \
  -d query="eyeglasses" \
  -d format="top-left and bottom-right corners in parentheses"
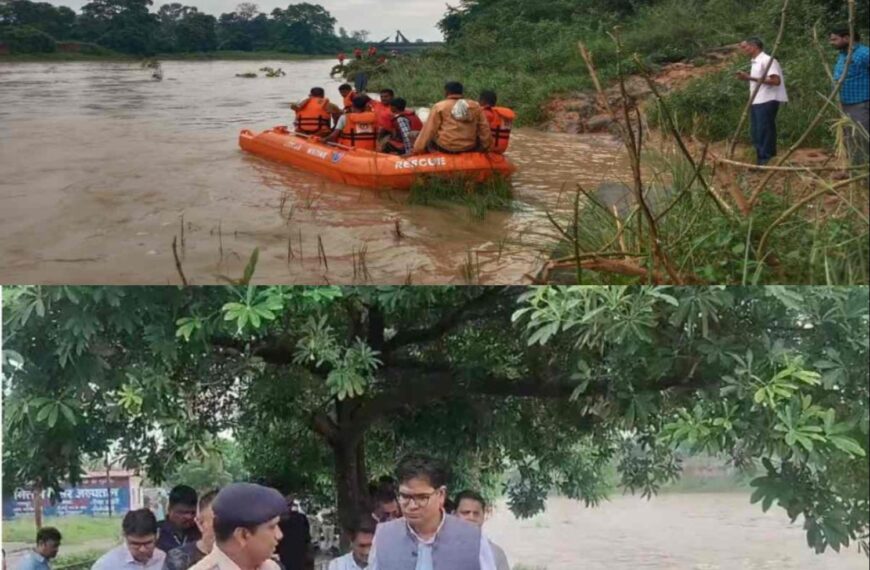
top-left (397, 489), bottom-right (442, 508)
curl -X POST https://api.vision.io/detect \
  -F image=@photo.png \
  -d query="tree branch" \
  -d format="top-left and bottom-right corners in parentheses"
top-left (348, 361), bottom-right (718, 436)
top-left (383, 287), bottom-right (517, 353)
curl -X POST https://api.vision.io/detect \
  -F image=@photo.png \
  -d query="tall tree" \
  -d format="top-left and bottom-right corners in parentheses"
top-left (78, 0), bottom-right (158, 54)
top-left (3, 286), bottom-right (867, 554)
top-left (0, 0), bottom-right (76, 39)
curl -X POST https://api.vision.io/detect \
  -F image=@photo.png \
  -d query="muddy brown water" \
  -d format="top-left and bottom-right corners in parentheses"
top-left (0, 59), bottom-right (627, 285)
top-left (487, 495), bottom-right (868, 569)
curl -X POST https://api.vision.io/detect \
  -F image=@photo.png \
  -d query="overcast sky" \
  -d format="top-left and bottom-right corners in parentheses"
top-left (45, 0), bottom-right (449, 41)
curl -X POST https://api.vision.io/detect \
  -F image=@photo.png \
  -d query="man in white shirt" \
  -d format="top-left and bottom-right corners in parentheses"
top-left (328, 515), bottom-right (376, 570)
top-left (91, 509), bottom-right (166, 570)
top-left (452, 491), bottom-right (510, 570)
top-left (737, 37), bottom-right (789, 165)
top-left (367, 455), bottom-right (497, 570)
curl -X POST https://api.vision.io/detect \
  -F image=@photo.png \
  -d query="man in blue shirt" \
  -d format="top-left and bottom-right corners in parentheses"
top-left (17, 527), bottom-right (61, 570)
top-left (831, 27), bottom-right (870, 167)
top-left (156, 485), bottom-right (201, 553)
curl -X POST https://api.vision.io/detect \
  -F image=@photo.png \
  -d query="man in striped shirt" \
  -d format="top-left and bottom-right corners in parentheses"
top-left (830, 27), bottom-right (869, 169)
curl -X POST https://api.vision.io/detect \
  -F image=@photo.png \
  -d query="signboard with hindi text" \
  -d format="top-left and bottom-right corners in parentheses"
top-left (2, 476), bottom-right (132, 519)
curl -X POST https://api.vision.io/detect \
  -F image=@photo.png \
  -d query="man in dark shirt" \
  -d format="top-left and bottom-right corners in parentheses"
top-left (162, 489), bottom-right (218, 570)
top-left (157, 485), bottom-right (202, 553)
top-left (276, 496), bottom-right (314, 570)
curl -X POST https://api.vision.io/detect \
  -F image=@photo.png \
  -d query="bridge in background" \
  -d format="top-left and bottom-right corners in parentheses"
top-left (375, 30), bottom-right (444, 53)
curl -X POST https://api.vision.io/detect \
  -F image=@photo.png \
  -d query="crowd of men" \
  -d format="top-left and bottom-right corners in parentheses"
top-left (13, 454), bottom-right (512, 570)
top-left (736, 27), bottom-right (869, 169)
top-left (290, 81), bottom-right (516, 158)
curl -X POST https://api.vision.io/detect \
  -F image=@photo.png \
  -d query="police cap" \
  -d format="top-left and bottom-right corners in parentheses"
top-left (212, 483), bottom-right (287, 529)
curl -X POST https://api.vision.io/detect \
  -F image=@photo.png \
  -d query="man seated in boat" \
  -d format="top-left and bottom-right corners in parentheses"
top-left (370, 88), bottom-right (397, 150)
top-left (412, 81), bottom-right (493, 155)
top-left (291, 87), bottom-right (342, 137)
top-left (338, 83), bottom-right (358, 112)
top-left (479, 90), bottom-right (516, 154)
top-left (382, 98), bottom-right (423, 156)
top-left (321, 96), bottom-right (378, 151)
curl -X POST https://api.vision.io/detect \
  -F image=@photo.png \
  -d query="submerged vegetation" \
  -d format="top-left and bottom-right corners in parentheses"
top-left (409, 175), bottom-right (515, 220)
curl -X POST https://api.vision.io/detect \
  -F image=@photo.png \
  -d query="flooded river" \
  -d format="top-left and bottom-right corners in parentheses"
top-left (0, 59), bottom-right (626, 284)
top-left (487, 494), bottom-right (868, 570)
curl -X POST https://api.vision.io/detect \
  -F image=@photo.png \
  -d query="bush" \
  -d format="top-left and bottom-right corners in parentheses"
top-left (0, 25), bottom-right (57, 53)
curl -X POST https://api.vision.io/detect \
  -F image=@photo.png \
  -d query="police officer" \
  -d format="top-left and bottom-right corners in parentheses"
top-left (189, 483), bottom-right (288, 570)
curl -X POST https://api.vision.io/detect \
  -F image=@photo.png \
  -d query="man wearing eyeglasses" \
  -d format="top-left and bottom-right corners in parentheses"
top-left (367, 455), bottom-right (497, 570)
top-left (91, 509), bottom-right (166, 569)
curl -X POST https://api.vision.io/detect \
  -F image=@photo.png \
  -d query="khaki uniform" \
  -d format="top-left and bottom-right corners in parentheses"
top-left (413, 96), bottom-right (493, 154)
top-left (188, 545), bottom-right (281, 570)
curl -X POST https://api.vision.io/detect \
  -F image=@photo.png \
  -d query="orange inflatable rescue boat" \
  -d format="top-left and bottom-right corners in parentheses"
top-left (239, 126), bottom-right (517, 190)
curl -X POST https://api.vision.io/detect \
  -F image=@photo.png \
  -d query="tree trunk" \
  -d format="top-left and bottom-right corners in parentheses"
top-left (106, 458), bottom-right (113, 518)
top-left (33, 482), bottom-right (44, 531)
top-left (333, 438), bottom-right (368, 534)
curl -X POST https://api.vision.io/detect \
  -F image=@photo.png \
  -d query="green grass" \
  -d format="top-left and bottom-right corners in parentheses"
top-left (54, 549), bottom-right (104, 570)
top-left (543, 140), bottom-right (869, 285)
top-left (2, 516), bottom-right (120, 545)
top-left (408, 174), bottom-right (515, 220)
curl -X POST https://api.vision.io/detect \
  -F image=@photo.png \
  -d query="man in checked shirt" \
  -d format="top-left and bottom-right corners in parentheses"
top-left (382, 98), bottom-right (423, 156)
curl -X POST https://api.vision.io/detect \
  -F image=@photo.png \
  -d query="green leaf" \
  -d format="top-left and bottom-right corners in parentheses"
top-left (59, 403), bottom-right (77, 426)
top-left (828, 436), bottom-right (867, 457)
top-left (36, 404), bottom-right (52, 424)
top-left (753, 388), bottom-right (766, 405)
top-left (240, 248), bottom-right (260, 286)
top-left (47, 404), bottom-right (59, 428)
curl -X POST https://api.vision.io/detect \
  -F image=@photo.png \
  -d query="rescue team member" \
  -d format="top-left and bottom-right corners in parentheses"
top-left (368, 46), bottom-right (378, 58)
top-left (188, 483), bottom-right (287, 570)
top-left (338, 52), bottom-right (346, 65)
top-left (338, 84), bottom-right (358, 112)
top-left (479, 90), bottom-right (515, 154)
top-left (291, 87), bottom-right (342, 137)
top-left (322, 96), bottom-right (378, 151)
top-left (383, 98), bottom-right (423, 156)
top-left (413, 81), bottom-right (493, 155)
top-left (370, 88), bottom-right (397, 148)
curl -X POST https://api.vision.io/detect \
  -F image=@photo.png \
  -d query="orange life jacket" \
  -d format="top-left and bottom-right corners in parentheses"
top-left (295, 97), bottom-right (333, 136)
top-left (338, 112), bottom-right (378, 150)
top-left (371, 100), bottom-right (395, 131)
top-left (342, 90), bottom-right (358, 112)
top-left (483, 106), bottom-right (516, 154)
top-left (387, 111), bottom-right (424, 151)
